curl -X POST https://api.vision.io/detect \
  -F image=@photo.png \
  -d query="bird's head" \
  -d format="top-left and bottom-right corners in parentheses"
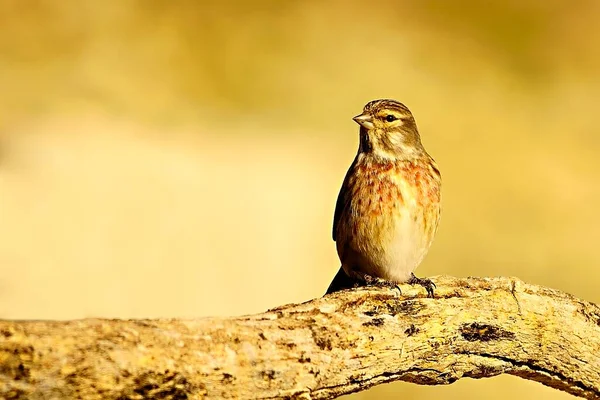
top-left (353, 99), bottom-right (424, 159)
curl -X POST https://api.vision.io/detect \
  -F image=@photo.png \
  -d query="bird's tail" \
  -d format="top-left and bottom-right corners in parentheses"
top-left (325, 267), bottom-right (355, 295)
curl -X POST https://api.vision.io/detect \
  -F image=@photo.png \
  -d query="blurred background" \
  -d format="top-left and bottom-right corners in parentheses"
top-left (1, 0), bottom-right (599, 398)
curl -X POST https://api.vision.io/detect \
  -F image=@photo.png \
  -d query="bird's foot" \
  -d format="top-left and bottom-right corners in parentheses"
top-left (357, 274), bottom-right (401, 293)
top-left (408, 273), bottom-right (436, 298)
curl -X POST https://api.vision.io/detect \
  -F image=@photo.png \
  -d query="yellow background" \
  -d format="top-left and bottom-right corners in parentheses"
top-left (1, 1), bottom-right (599, 398)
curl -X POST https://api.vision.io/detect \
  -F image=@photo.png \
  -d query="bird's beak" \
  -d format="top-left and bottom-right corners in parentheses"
top-left (353, 113), bottom-right (374, 129)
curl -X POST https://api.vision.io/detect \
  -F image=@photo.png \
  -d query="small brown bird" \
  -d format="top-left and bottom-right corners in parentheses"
top-left (327, 99), bottom-right (441, 296)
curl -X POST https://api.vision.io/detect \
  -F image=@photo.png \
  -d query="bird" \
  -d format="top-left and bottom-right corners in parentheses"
top-left (326, 99), bottom-right (441, 297)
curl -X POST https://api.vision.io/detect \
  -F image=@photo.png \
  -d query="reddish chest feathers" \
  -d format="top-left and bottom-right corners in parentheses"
top-left (349, 158), bottom-right (440, 213)
top-left (349, 160), bottom-right (398, 217)
top-left (345, 157), bottom-right (441, 240)
top-left (397, 160), bottom-right (442, 206)
top-left (398, 160), bottom-right (442, 239)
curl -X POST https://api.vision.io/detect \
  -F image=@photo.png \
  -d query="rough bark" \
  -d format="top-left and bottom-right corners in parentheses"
top-left (1, 276), bottom-right (599, 399)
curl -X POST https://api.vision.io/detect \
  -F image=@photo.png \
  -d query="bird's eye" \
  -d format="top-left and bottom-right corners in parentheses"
top-left (385, 115), bottom-right (397, 122)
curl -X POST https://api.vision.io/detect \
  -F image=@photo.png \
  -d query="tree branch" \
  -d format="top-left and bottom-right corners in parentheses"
top-left (1, 276), bottom-right (599, 399)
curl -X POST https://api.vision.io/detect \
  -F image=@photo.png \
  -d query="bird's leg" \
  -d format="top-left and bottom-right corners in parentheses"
top-left (408, 273), bottom-right (436, 298)
top-left (356, 273), bottom-right (401, 293)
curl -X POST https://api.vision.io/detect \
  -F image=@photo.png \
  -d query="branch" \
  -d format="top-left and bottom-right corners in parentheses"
top-left (1, 276), bottom-right (599, 399)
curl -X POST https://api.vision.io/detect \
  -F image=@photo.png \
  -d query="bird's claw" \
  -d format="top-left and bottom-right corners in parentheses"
top-left (408, 273), bottom-right (436, 298)
top-left (362, 274), bottom-right (401, 293)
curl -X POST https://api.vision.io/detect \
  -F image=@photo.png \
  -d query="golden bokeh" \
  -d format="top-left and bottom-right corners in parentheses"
top-left (1, 1), bottom-right (599, 398)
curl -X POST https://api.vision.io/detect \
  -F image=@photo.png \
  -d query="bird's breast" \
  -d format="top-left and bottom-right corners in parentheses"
top-left (339, 156), bottom-right (441, 281)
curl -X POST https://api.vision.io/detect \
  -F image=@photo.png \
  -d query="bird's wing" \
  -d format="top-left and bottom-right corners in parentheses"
top-left (332, 158), bottom-right (357, 241)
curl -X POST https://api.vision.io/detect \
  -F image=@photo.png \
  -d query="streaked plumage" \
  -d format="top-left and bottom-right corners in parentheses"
top-left (327, 99), bottom-right (441, 296)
